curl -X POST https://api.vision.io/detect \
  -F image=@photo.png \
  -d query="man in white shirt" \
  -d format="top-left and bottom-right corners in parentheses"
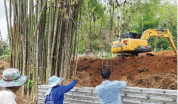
top-left (0, 68), bottom-right (27, 104)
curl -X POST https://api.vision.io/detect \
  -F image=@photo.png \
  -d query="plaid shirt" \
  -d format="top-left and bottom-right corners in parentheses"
top-left (95, 80), bottom-right (126, 104)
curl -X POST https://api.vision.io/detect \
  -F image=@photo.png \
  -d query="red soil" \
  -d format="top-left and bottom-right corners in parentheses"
top-left (0, 50), bottom-right (177, 104)
top-left (70, 50), bottom-right (177, 89)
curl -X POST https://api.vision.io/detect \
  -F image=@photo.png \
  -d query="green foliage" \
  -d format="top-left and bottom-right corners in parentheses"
top-left (79, 0), bottom-right (177, 53)
top-left (0, 54), bottom-right (10, 61)
top-left (0, 41), bottom-right (10, 61)
top-left (0, 43), bottom-right (9, 56)
top-left (24, 79), bottom-right (34, 89)
top-left (78, 43), bottom-right (85, 54)
top-left (100, 52), bottom-right (112, 59)
top-left (80, 0), bottom-right (106, 52)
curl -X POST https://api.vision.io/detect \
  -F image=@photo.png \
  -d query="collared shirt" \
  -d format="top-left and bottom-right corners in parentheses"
top-left (95, 80), bottom-right (126, 104)
top-left (0, 88), bottom-right (17, 104)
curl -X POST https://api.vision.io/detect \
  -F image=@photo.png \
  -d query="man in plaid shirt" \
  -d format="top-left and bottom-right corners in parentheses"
top-left (95, 68), bottom-right (127, 104)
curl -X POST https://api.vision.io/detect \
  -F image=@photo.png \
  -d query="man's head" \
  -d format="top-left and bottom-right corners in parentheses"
top-left (101, 68), bottom-right (111, 79)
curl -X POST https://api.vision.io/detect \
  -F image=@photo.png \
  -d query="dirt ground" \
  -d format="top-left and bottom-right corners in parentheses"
top-left (70, 50), bottom-right (177, 90)
top-left (0, 60), bottom-right (9, 79)
top-left (0, 50), bottom-right (177, 104)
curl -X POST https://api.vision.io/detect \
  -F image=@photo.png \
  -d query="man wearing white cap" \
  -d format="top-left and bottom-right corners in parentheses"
top-left (45, 76), bottom-right (77, 104)
top-left (0, 68), bottom-right (27, 104)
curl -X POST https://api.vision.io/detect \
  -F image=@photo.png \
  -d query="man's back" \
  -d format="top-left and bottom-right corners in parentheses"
top-left (95, 80), bottom-right (126, 104)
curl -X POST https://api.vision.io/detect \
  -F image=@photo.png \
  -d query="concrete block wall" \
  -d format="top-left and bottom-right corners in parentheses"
top-left (38, 85), bottom-right (177, 104)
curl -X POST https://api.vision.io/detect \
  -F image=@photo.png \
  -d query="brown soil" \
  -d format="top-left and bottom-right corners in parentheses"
top-left (16, 89), bottom-right (34, 104)
top-left (0, 60), bottom-right (9, 79)
top-left (0, 50), bottom-right (177, 104)
top-left (70, 50), bottom-right (177, 90)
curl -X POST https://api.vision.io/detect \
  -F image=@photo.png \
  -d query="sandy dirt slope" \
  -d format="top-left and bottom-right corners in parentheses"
top-left (0, 50), bottom-right (177, 104)
top-left (70, 50), bottom-right (177, 89)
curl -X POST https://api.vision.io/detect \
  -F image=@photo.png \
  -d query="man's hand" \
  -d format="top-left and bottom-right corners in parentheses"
top-left (120, 76), bottom-right (127, 82)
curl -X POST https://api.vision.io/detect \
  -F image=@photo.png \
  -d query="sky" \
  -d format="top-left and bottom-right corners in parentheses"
top-left (0, 0), bottom-right (8, 40)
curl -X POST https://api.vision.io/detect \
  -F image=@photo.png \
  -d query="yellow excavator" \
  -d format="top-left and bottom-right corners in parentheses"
top-left (111, 29), bottom-right (177, 56)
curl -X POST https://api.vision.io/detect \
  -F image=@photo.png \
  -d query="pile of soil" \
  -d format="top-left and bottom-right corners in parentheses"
top-left (133, 70), bottom-right (177, 89)
top-left (16, 89), bottom-right (34, 104)
top-left (0, 60), bottom-right (9, 79)
top-left (0, 50), bottom-right (176, 104)
top-left (70, 50), bottom-right (177, 90)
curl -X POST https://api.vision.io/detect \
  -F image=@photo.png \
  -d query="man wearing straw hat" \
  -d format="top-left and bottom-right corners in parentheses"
top-left (95, 68), bottom-right (127, 104)
top-left (45, 76), bottom-right (77, 104)
top-left (0, 68), bottom-right (27, 104)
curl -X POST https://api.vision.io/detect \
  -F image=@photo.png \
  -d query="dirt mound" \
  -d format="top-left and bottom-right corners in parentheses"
top-left (72, 50), bottom-right (177, 89)
top-left (0, 60), bottom-right (10, 68)
top-left (133, 70), bottom-right (177, 89)
top-left (65, 71), bottom-right (92, 87)
top-left (149, 50), bottom-right (176, 57)
top-left (0, 60), bottom-right (9, 79)
top-left (16, 89), bottom-right (33, 104)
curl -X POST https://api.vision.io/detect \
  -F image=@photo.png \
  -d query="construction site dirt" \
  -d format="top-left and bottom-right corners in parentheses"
top-left (69, 50), bottom-right (177, 90)
top-left (0, 50), bottom-right (177, 104)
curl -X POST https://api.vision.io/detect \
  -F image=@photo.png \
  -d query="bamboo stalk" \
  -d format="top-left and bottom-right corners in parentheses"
top-left (74, 7), bottom-right (82, 76)
top-left (4, 0), bottom-right (84, 101)
top-left (46, 0), bottom-right (53, 81)
top-left (50, 1), bottom-right (60, 76)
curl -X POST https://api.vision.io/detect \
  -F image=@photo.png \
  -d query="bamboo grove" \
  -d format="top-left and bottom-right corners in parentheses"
top-left (4, 0), bottom-right (83, 102)
top-left (3, 0), bottom-right (177, 103)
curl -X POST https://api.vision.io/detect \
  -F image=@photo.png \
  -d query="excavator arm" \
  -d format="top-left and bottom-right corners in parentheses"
top-left (140, 29), bottom-right (177, 54)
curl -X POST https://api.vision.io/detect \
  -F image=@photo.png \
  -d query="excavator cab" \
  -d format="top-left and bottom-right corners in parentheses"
top-left (122, 32), bottom-right (141, 39)
top-left (111, 29), bottom-right (177, 56)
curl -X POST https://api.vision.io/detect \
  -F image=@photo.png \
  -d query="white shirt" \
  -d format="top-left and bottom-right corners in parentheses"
top-left (0, 88), bottom-right (17, 104)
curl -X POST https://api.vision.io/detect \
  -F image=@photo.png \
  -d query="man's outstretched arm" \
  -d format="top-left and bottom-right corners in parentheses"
top-left (113, 81), bottom-right (126, 90)
top-left (56, 80), bottom-right (77, 95)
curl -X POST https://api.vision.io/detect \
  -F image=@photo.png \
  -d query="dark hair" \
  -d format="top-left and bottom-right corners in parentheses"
top-left (101, 68), bottom-right (111, 79)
